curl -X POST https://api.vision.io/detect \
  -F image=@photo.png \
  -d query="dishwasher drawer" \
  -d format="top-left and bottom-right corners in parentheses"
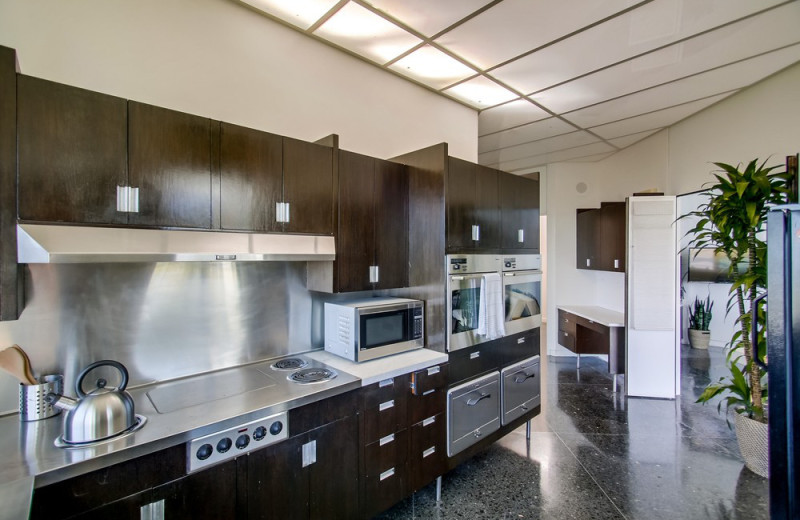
top-left (447, 371), bottom-right (500, 457)
top-left (501, 355), bottom-right (540, 425)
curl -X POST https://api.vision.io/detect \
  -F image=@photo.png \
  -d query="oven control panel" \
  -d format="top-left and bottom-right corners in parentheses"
top-left (187, 411), bottom-right (288, 473)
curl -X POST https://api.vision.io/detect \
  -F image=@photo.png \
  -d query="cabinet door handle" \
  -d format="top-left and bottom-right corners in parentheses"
top-left (614, 259), bottom-right (620, 269)
top-left (285, 202), bottom-right (290, 223)
top-left (379, 400), bottom-right (394, 412)
top-left (518, 229), bottom-right (524, 243)
top-left (129, 187), bottom-right (139, 213)
top-left (116, 185), bottom-right (128, 212)
top-left (369, 265), bottom-right (379, 284)
top-left (422, 416), bottom-right (436, 427)
top-left (472, 224), bottom-right (480, 241)
top-left (379, 467), bottom-right (396, 481)
top-left (140, 499), bottom-right (164, 520)
top-left (302, 440), bottom-right (317, 467)
top-left (466, 392), bottom-right (490, 406)
top-left (379, 433), bottom-right (395, 446)
top-left (514, 371), bottom-right (536, 384)
top-left (586, 258), bottom-right (591, 267)
top-left (276, 202), bottom-right (284, 223)
top-left (422, 446), bottom-right (436, 458)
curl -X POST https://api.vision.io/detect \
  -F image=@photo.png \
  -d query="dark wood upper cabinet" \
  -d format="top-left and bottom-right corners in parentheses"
top-left (283, 137), bottom-right (333, 235)
top-left (499, 172), bottom-right (539, 252)
top-left (337, 149), bottom-right (376, 292)
top-left (127, 102), bottom-right (212, 229)
top-left (475, 164), bottom-right (500, 249)
top-left (576, 208), bottom-right (598, 270)
top-left (446, 157), bottom-right (476, 251)
top-left (335, 150), bottom-right (408, 292)
top-left (17, 75), bottom-right (128, 225)
top-left (374, 159), bottom-right (409, 289)
top-left (576, 201), bottom-right (626, 272)
top-left (219, 122), bottom-right (282, 232)
top-left (0, 46), bottom-right (20, 321)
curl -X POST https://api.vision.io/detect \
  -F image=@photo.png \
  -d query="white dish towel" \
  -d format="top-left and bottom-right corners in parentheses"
top-left (477, 272), bottom-right (505, 340)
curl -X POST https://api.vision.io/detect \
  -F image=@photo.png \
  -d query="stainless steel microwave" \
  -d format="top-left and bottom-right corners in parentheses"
top-left (324, 297), bottom-right (424, 362)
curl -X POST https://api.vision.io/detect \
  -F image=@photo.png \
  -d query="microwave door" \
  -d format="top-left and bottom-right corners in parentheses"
top-left (502, 270), bottom-right (542, 335)
top-left (447, 273), bottom-right (486, 352)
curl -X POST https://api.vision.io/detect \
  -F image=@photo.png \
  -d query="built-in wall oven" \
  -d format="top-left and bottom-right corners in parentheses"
top-left (501, 255), bottom-right (542, 336)
top-left (446, 254), bottom-right (504, 352)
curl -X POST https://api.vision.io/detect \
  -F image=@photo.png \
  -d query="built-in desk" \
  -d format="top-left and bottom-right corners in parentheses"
top-left (557, 305), bottom-right (625, 392)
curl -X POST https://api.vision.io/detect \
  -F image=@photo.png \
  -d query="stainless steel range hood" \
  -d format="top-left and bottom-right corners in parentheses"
top-left (17, 224), bottom-right (335, 263)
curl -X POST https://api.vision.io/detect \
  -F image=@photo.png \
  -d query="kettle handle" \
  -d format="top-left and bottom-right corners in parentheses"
top-left (76, 360), bottom-right (129, 398)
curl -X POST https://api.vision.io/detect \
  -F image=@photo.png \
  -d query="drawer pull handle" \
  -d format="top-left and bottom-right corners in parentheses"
top-left (379, 378), bottom-right (393, 388)
top-left (379, 400), bottom-right (395, 411)
top-left (422, 389), bottom-right (435, 396)
top-left (470, 352), bottom-right (480, 360)
top-left (517, 337), bottom-right (525, 344)
top-left (379, 434), bottom-right (395, 446)
top-left (466, 392), bottom-right (491, 406)
top-left (422, 446), bottom-right (436, 458)
top-left (380, 468), bottom-right (395, 481)
top-left (563, 332), bottom-right (568, 337)
top-left (427, 366), bottom-right (440, 376)
top-left (422, 416), bottom-right (436, 427)
top-left (514, 371), bottom-right (536, 384)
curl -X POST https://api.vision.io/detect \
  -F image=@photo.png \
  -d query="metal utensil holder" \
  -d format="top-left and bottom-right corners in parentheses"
top-left (19, 374), bottom-right (63, 421)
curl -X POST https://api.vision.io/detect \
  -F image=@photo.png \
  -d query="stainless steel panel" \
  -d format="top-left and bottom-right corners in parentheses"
top-left (446, 254), bottom-right (502, 275)
top-left (17, 223), bottom-right (335, 263)
top-left (447, 371), bottom-right (500, 457)
top-left (501, 355), bottom-right (540, 426)
top-left (500, 254), bottom-right (541, 272)
top-left (502, 269), bottom-right (542, 336)
top-left (0, 261), bottom-right (319, 415)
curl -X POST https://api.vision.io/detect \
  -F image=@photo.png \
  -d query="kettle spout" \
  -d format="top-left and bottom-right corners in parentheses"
top-left (45, 393), bottom-right (78, 412)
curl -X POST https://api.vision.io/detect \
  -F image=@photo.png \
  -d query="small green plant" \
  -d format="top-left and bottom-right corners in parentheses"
top-left (688, 295), bottom-right (713, 331)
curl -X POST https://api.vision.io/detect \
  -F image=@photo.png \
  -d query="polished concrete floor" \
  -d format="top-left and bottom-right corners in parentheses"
top-left (377, 340), bottom-right (769, 519)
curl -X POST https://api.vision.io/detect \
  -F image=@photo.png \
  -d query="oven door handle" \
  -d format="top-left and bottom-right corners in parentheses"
top-left (466, 392), bottom-right (491, 406)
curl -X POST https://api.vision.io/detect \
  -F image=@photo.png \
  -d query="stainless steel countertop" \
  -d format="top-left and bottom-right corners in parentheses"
top-left (0, 353), bottom-right (360, 490)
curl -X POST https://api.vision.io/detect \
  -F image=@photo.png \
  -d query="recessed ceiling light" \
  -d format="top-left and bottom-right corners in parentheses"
top-left (314, 2), bottom-right (421, 64)
top-left (444, 76), bottom-right (518, 108)
top-left (389, 45), bottom-right (475, 89)
top-left (241, 0), bottom-right (340, 30)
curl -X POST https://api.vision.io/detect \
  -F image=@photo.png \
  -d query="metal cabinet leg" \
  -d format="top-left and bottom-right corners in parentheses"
top-left (612, 375), bottom-right (617, 393)
top-left (526, 420), bottom-right (531, 441)
top-left (576, 354), bottom-right (581, 369)
top-left (436, 476), bottom-right (442, 502)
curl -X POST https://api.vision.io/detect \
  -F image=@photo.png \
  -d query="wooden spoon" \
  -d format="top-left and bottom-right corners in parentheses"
top-left (0, 344), bottom-right (37, 385)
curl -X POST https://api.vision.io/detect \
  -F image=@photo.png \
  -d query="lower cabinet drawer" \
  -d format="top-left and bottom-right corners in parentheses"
top-left (363, 397), bottom-right (407, 445)
top-left (408, 386), bottom-right (446, 425)
top-left (408, 413), bottom-right (446, 493)
top-left (558, 329), bottom-right (576, 351)
top-left (447, 372), bottom-right (501, 457)
top-left (501, 356), bottom-right (541, 426)
top-left (361, 459), bottom-right (407, 519)
top-left (448, 343), bottom-right (503, 386)
top-left (363, 429), bottom-right (408, 478)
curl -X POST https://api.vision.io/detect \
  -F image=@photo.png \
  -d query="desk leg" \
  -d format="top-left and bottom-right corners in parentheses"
top-left (613, 376), bottom-right (617, 394)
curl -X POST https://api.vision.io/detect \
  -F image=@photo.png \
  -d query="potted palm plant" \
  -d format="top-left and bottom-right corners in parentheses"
top-left (687, 295), bottom-right (713, 349)
top-left (683, 158), bottom-right (791, 478)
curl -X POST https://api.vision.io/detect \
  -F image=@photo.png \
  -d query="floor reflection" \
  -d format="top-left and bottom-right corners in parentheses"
top-left (376, 341), bottom-right (768, 519)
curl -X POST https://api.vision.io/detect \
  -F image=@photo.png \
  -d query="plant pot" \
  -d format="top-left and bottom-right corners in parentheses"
top-left (687, 329), bottom-right (710, 349)
top-left (734, 412), bottom-right (769, 478)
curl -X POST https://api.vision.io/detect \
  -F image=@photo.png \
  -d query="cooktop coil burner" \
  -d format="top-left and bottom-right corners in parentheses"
top-left (288, 367), bottom-right (338, 384)
top-left (271, 357), bottom-right (309, 371)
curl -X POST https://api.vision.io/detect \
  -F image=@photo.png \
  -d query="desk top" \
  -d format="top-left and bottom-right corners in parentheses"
top-left (557, 305), bottom-right (625, 327)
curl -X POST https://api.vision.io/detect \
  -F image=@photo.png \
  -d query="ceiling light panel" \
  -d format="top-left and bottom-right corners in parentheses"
top-left (524, 6), bottom-right (800, 113)
top-left (478, 117), bottom-right (576, 154)
top-left (589, 92), bottom-right (735, 139)
top-left (389, 45), bottom-right (476, 89)
top-left (364, 0), bottom-right (493, 38)
top-left (490, 0), bottom-right (787, 94)
top-left (479, 131), bottom-right (601, 165)
top-left (314, 2), bottom-right (421, 64)
top-left (241, 0), bottom-right (340, 30)
top-left (443, 76), bottom-right (518, 108)
top-left (492, 142), bottom-right (616, 172)
top-left (561, 43), bottom-right (800, 128)
top-left (435, 0), bottom-right (634, 70)
top-left (479, 100), bottom-right (551, 136)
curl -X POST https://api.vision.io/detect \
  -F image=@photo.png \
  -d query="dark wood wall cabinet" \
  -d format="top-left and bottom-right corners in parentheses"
top-left (335, 149), bottom-right (409, 292)
top-left (576, 201), bottom-right (625, 272)
top-left (499, 173), bottom-right (540, 252)
top-left (0, 46), bottom-right (20, 320)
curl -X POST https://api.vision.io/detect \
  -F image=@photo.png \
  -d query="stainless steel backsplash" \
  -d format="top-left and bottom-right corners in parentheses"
top-left (0, 262), bottom-right (322, 415)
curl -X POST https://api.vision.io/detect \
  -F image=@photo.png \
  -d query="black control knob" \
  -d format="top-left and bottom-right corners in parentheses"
top-left (196, 443), bottom-right (213, 460)
top-left (235, 434), bottom-right (250, 450)
top-left (269, 421), bottom-right (283, 436)
top-left (253, 426), bottom-right (267, 441)
top-left (217, 437), bottom-right (232, 453)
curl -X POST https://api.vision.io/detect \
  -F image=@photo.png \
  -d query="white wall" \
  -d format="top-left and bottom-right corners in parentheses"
top-left (0, 0), bottom-right (477, 161)
top-left (544, 60), bottom-right (800, 356)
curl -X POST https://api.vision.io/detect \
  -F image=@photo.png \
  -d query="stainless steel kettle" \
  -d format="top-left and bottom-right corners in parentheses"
top-left (46, 360), bottom-right (137, 445)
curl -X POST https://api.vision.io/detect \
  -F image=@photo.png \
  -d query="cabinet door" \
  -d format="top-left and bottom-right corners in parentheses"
top-left (337, 150), bottom-right (376, 292)
top-left (128, 102), bottom-right (212, 229)
top-left (247, 435), bottom-right (308, 520)
top-left (599, 201), bottom-right (626, 272)
top-left (308, 416), bottom-right (359, 520)
top-left (374, 158), bottom-right (409, 289)
top-left (446, 157), bottom-right (476, 251)
top-left (500, 173), bottom-right (539, 251)
top-left (283, 137), bottom-right (334, 234)
top-left (576, 208), bottom-right (598, 270)
top-left (474, 165), bottom-right (500, 249)
top-left (219, 122), bottom-right (282, 231)
top-left (17, 75), bottom-right (128, 224)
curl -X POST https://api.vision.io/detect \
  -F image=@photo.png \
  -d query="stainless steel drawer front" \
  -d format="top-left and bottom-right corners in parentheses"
top-left (447, 371), bottom-right (501, 457)
top-left (501, 355), bottom-right (541, 425)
